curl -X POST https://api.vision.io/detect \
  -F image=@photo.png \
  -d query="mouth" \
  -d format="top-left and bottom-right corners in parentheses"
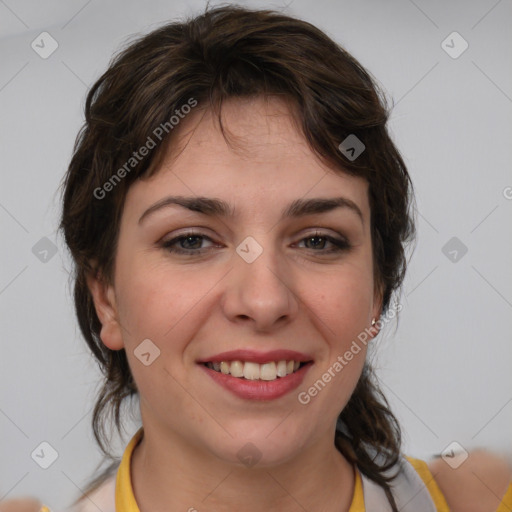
top-left (197, 350), bottom-right (314, 400)
top-left (201, 359), bottom-right (310, 381)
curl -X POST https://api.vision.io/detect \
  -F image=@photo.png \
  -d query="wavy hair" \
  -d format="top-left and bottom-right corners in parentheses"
top-left (59, 4), bottom-right (416, 510)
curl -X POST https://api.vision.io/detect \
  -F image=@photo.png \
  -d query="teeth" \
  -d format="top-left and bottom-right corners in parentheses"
top-left (205, 359), bottom-right (305, 380)
top-left (243, 362), bottom-right (260, 380)
top-left (230, 360), bottom-right (244, 378)
top-left (260, 362), bottom-right (277, 381)
top-left (276, 360), bottom-right (287, 377)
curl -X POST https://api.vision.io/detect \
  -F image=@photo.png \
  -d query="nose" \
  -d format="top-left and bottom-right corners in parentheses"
top-left (221, 241), bottom-right (299, 332)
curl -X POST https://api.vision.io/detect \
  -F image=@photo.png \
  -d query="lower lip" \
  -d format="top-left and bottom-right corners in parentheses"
top-left (199, 363), bottom-right (313, 401)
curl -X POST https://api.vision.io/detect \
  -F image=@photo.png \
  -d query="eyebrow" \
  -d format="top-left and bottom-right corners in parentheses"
top-left (138, 195), bottom-right (364, 225)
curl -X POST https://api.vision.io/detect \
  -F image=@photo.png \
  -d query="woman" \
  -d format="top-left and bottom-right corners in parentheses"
top-left (54, 4), bottom-right (511, 511)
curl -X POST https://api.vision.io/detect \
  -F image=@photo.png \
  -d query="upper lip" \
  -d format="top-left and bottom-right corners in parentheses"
top-left (196, 349), bottom-right (313, 365)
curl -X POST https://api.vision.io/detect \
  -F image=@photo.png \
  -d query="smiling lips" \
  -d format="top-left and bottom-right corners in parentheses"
top-left (205, 359), bottom-right (301, 380)
top-left (197, 349), bottom-right (314, 400)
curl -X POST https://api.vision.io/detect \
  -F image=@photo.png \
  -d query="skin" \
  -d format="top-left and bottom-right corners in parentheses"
top-left (0, 499), bottom-right (41, 512)
top-left (0, 454), bottom-right (509, 511)
top-left (428, 451), bottom-right (512, 512)
top-left (87, 95), bottom-right (383, 512)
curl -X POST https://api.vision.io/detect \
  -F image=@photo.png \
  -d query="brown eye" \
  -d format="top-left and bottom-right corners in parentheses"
top-left (161, 232), bottom-right (215, 255)
top-left (298, 232), bottom-right (351, 253)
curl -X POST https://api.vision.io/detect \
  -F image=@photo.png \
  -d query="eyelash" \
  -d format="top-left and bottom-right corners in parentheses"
top-left (160, 230), bottom-right (351, 256)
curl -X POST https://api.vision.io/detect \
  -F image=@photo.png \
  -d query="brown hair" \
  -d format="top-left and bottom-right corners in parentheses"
top-left (59, 4), bottom-right (416, 509)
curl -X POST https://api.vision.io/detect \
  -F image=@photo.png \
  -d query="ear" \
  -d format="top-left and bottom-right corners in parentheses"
top-left (370, 282), bottom-right (384, 338)
top-left (86, 268), bottom-right (125, 351)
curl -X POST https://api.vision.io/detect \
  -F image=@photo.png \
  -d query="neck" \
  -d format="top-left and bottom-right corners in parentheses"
top-left (130, 425), bottom-right (355, 512)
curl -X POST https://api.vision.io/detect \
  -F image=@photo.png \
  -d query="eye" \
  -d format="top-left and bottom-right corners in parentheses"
top-left (296, 231), bottom-right (351, 254)
top-left (159, 230), bottom-right (351, 257)
top-left (160, 232), bottom-right (217, 255)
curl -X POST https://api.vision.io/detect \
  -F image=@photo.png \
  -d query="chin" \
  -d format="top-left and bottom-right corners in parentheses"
top-left (207, 421), bottom-right (311, 469)
top-left (216, 441), bottom-right (302, 469)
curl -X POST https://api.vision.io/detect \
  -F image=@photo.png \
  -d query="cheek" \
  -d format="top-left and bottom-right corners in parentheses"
top-left (298, 268), bottom-right (372, 407)
top-left (310, 265), bottom-right (374, 341)
top-left (316, 267), bottom-right (373, 404)
top-left (113, 263), bottom-right (198, 404)
top-left (113, 255), bottom-right (213, 347)
top-left (298, 279), bottom-right (370, 421)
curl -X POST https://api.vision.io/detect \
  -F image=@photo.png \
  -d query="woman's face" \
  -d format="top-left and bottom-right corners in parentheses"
top-left (90, 96), bottom-right (382, 466)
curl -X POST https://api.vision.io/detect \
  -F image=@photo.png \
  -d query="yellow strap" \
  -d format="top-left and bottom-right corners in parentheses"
top-left (348, 467), bottom-right (365, 512)
top-left (408, 456), bottom-right (512, 511)
top-left (496, 480), bottom-right (512, 512)
top-left (405, 456), bottom-right (450, 511)
top-left (116, 427), bottom-right (144, 512)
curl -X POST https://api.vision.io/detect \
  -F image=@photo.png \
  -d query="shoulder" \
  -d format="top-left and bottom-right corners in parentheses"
top-left (0, 498), bottom-right (43, 512)
top-left (68, 470), bottom-right (116, 512)
top-left (426, 450), bottom-right (512, 512)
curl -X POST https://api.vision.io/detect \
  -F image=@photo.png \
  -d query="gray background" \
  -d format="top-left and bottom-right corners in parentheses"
top-left (1, 0), bottom-right (511, 509)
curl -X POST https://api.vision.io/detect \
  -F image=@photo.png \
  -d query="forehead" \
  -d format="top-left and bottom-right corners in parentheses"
top-left (179, 96), bottom-right (316, 160)
top-left (127, 96), bottom-right (370, 222)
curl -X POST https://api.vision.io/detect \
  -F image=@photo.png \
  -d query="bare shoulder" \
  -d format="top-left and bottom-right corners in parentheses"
top-left (428, 449), bottom-right (512, 512)
top-left (68, 471), bottom-right (116, 512)
top-left (0, 465), bottom-right (117, 512)
top-left (0, 498), bottom-right (42, 512)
